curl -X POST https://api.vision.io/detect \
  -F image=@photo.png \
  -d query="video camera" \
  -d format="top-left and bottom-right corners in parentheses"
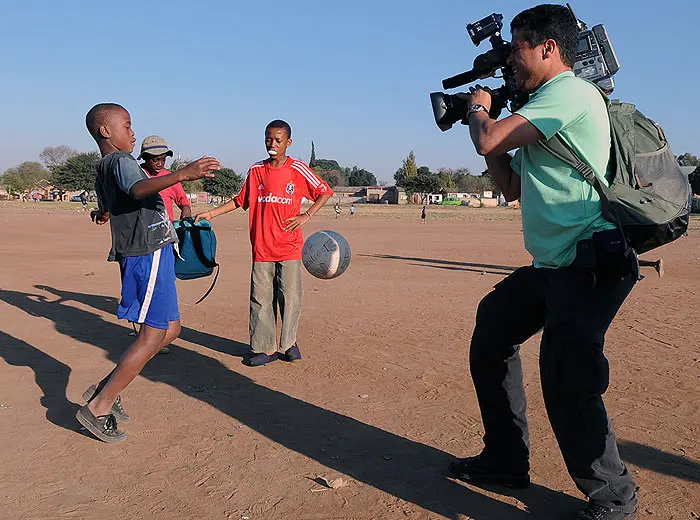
top-left (430, 4), bottom-right (620, 131)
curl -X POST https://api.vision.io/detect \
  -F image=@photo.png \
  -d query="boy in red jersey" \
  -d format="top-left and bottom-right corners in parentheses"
top-left (196, 120), bottom-right (332, 366)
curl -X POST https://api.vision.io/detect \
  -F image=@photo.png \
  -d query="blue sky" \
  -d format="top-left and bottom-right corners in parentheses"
top-left (1, 0), bottom-right (697, 183)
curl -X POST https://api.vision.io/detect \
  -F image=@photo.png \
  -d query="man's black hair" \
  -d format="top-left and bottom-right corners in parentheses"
top-left (511, 4), bottom-right (579, 67)
top-left (265, 119), bottom-right (292, 139)
top-left (86, 103), bottom-right (126, 140)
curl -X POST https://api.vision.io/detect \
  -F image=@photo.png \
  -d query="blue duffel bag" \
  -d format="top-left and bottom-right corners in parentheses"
top-left (173, 217), bottom-right (219, 303)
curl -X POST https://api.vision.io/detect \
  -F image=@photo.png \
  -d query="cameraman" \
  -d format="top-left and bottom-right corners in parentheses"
top-left (451, 5), bottom-right (638, 520)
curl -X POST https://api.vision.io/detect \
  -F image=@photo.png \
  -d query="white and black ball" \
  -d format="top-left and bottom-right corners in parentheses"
top-left (302, 230), bottom-right (351, 280)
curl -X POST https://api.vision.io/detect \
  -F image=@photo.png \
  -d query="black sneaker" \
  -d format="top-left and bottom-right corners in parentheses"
top-left (245, 353), bottom-right (279, 367)
top-left (279, 344), bottom-right (302, 362)
top-left (76, 406), bottom-right (126, 443)
top-left (447, 453), bottom-right (530, 489)
top-left (574, 500), bottom-right (637, 520)
top-left (82, 385), bottom-right (130, 423)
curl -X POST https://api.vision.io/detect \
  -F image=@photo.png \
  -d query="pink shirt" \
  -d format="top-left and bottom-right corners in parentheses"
top-left (150, 168), bottom-right (191, 221)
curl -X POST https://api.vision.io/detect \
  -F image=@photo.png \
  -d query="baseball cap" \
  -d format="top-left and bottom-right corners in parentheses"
top-left (138, 135), bottom-right (174, 160)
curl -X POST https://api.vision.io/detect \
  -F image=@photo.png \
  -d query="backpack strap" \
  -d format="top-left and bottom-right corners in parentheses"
top-left (188, 225), bottom-right (218, 304)
top-left (189, 226), bottom-right (218, 269)
top-left (535, 136), bottom-right (625, 240)
top-left (174, 217), bottom-right (219, 304)
top-left (195, 264), bottom-right (219, 305)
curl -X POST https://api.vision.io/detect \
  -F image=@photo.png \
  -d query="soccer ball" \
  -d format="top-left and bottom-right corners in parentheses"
top-left (302, 230), bottom-right (351, 280)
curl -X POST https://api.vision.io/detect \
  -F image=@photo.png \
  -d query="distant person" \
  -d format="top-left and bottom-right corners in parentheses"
top-left (138, 136), bottom-right (192, 221)
top-left (421, 205), bottom-right (426, 223)
top-left (334, 201), bottom-right (341, 219)
top-left (195, 119), bottom-right (332, 366)
top-left (80, 191), bottom-right (88, 211)
top-left (80, 102), bottom-right (219, 442)
top-left (350, 204), bottom-right (355, 218)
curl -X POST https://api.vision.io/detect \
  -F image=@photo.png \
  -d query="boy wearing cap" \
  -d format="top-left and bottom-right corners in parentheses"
top-left (80, 103), bottom-right (220, 442)
top-left (139, 135), bottom-right (192, 221)
top-left (195, 120), bottom-right (332, 366)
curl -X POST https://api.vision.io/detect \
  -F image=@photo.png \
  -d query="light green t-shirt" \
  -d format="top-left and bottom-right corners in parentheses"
top-left (511, 71), bottom-right (615, 268)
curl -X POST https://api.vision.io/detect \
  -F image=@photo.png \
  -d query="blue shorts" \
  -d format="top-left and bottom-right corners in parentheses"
top-left (117, 243), bottom-right (180, 330)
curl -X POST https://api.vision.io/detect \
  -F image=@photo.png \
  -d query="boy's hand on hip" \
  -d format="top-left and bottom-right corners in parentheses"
top-left (178, 156), bottom-right (221, 181)
top-left (283, 213), bottom-right (311, 232)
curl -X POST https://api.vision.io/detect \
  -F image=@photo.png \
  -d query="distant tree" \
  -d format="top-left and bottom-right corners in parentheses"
top-left (52, 152), bottom-right (100, 191)
top-left (203, 167), bottom-right (243, 200)
top-left (0, 170), bottom-right (25, 195)
top-left (0, 161), bottom-right (51, 193)
top-left (394, 150), bottom-right (418, 187)
top-left (313, 158), bottom-right (342, 171)
top-left (677, 153), bottom-right (700, 167)
top-left (1, 161), bottom-right (50, 194)
top-left (404, 170), bottom-right (442, 204)
top-left (169, 157), bottom-right (204, 194)
top-left (312, 157), bottom-right (348, 187)
top-left (689, 167), bottom-right (700, 196)
top-left (439, 169), bottom-right (456, 192)
top-left (318, 171), bottom-right (343, 188)
top-left (438, 167), bottom-right (474, 192)
top-left (347, 166), bottom-right (377, 186)
top-left (40, 145), bottom-right (78, 170)
top-left (310, 141), bottom-right (317, 167)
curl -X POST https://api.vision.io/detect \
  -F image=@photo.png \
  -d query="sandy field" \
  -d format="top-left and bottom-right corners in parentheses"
top-left (0, 201), bottom-right (698, 520)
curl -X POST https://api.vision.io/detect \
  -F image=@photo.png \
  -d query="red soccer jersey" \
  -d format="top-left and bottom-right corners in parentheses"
top-left (234, 157), bottom-right (332, 262)
top-left (151, 169), bottom-right (191, 221)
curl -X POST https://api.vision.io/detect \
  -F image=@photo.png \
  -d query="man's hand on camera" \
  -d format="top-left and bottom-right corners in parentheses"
top-left (90, 209), bottom-right (109, 225)
top-left (467, 85), bottom-right (492, 112)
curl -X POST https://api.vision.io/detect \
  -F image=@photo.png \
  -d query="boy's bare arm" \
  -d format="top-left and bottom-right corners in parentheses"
top-left (283, 193), bottom-right (332, 232)
top-left (195, 198), bottom-right (240, 223)
top-left (129, 157), bottom-right (220, 200)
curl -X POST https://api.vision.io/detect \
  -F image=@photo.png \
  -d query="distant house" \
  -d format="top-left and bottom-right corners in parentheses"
top-left (333, 186), bottom-right (366, 203)
top-left (26, 180), bottom-right (53, 201)
top-left (0, 185), bottom-right (9, 201)
top-left (364, 185), bottom-right (407, 204)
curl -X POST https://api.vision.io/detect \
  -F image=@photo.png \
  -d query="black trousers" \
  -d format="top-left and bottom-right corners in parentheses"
top-left (469, 264), bottom-right (637, 506)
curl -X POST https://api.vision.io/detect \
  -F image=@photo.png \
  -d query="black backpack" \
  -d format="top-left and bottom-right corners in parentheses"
top-left (538, 86), bottom-right (691, 254)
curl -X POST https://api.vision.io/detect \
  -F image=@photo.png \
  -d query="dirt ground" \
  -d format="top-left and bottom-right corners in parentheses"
top-left (0, 202), bottom-right (698, 520)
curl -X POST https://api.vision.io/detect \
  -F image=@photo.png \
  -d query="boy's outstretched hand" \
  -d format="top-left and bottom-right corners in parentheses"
top-left (90, 209), bottom-right (110, 225)
top-left (193, 211), bottom-right (212, 224)
top-left (177, 156), bottom-right (221, 182)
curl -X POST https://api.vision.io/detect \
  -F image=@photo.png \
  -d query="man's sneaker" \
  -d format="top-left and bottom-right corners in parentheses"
top-left (246, 353), bottom-right (279, 367)
top-left (574, 500), bottom-right (637, 520)
top-left (82, 385), bottom-right (130, 423)
top-left (76, 406), bottom-right (126, 443)
top-left (447, 453), bottom-right (530, 489)
top-left (279, 344), bottom-right (302, 362)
